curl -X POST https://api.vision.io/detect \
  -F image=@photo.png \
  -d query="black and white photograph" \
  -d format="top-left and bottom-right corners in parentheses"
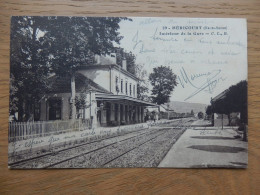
top-left (8, 16), bottom-right (248, 169)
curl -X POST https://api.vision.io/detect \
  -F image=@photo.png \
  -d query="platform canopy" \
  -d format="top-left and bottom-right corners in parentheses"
top-left (211, 89), bottom-right (229, 103)
top-left (95, 93), bottom-right (157, 107)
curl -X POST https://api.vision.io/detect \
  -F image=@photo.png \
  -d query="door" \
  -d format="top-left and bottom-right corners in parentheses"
top-left (49, 99), bottom-right (61, 120)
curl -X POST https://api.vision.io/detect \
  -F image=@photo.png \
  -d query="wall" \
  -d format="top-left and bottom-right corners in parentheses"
top-left (111, 67), bottom-right (138, 97)
top-left (78, 66), bottom-right (138, 98)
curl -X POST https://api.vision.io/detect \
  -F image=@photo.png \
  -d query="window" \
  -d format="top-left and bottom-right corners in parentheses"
top-left (125, 82), bottom-right (128, 94)
top-left (121, 79), bottom-right (123, 93)
top-left (130, 83), bottom-right (132, 96)
top-left (133, 85), bottom-right (135, 97)
top-left (115, 76), bottom-right (119, 93)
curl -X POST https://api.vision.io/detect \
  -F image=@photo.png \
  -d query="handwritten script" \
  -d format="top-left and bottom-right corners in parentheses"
top-left (178, 67), bottom-right (226, 101)
top-left (129, 18), bottom-right (246, 102)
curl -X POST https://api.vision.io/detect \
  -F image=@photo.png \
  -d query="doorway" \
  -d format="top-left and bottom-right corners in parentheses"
top-left (49, 99), bottom-right (61, 120)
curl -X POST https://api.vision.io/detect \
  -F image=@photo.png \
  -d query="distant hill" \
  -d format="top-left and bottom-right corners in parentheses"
top-left (165, 101), bottom-right (208, 114)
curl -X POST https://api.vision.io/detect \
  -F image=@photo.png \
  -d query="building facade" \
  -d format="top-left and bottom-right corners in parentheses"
top-left (39, 54), bottom-right (156, 127)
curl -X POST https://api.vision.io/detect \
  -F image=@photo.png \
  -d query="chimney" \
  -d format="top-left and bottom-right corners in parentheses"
top-left (122, 58), bottom-right (127, 70)
top-left (109, 53), bottom-right (117, 65)
top-left (94, 54), bottom-right (100, 65)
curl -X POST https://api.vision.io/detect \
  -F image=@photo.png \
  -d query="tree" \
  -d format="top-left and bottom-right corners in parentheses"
top-left (49, 17), bottom-right (128, 119)
top-left (205, 105), bottom-right (214, 125)
top-left (211, 80), bottom-right (247, 124)
top-left (116, 48), bottom-right (136, 75)
top-left (191, 109), bottom-right (194, 116)
top-left (10, 16), bottom-right (53, 121)
top-left (10, 16), bottom-right (128, 121)
top-left (210, 80), bottom-right (247, 133)
top-left (75, 93), bottom-right (91, 119)
top-left (115, 48), bottom-right (149, 100)
top-left (125, 52), bottom-right (136, 75)
top-left (206, 105), bottom-right (212, 115)
top-left (137, 83), bottom-right (149, 100)
top-left (149, 66), bottom-right (178, 105)
top-left (225, 80), bottom-right (247, 124)
top-left (9, 74), bottom-right (19, 119)
top-left (226, 80), bottom-right (247, 141)
top-left (135, 64), bottom-right (149, 100)
top-left (198, 112), bottom-right (204, 119)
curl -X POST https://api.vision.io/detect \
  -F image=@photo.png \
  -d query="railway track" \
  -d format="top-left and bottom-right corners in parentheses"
top-left (50, 129), bottom-right (170, 168)
top-left (10, 118), bottom-right (195, 169)
top-left (8, 126), bottom-right (152, 166)
top-left (104, 128), bottom-right (186, 168)
top-left (10, 128), bottom-right (167, 168)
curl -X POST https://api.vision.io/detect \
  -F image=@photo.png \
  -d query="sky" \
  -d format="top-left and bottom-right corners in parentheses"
top-left (116, 17), bottom-right (247, 105)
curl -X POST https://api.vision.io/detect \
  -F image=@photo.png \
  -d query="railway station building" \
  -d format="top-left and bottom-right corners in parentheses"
top-left (38, 54), bottom-right (156, 127)
top-left (211, 90), bottom-right (240, 126)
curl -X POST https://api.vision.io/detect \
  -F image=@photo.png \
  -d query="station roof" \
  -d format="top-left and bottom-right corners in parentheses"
top-left (48, 73), bottom-right (111, 94)
top-left (211, 89), bottom-right (229, 103)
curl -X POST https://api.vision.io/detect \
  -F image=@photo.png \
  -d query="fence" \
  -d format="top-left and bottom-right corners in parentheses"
top-left (8, 119), bottom-right (91, 142)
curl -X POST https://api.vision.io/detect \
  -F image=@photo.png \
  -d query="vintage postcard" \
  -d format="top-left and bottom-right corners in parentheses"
top-left (8, 17), bottom-right (248, 168)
